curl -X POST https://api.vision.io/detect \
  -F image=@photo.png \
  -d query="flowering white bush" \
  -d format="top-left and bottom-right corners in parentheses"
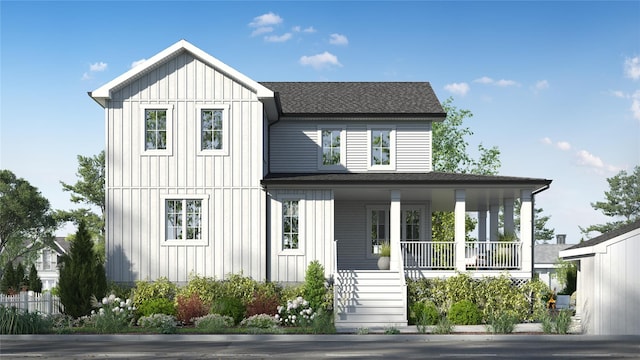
top-left (275, 296), bottom-right (315, 327)
top-left (240, 314), bottom-right (280, 329)
top-left (137, 313), bottom-right (177, 334)
top-left (89, 294), bottom-right (136, 333)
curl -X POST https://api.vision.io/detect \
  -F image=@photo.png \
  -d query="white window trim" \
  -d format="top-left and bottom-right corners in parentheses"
top-left (196, 104), bottom-right (230, 156)
top-left (160, 194), bottom-right (209, 246)
top-left (278, 197), bottom-right (304, 255)
top-left (317, 126), bottom-right (346, 170)
top-left (141, 104), bottom-right (174, 156)
top-left (367, 125), bottom-right (396, 170)
top-left (366, 205), bottom-right (390, 259)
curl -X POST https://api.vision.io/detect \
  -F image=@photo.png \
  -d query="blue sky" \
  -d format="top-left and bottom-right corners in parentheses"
top-left (1, 1), bottom-right (639, 243)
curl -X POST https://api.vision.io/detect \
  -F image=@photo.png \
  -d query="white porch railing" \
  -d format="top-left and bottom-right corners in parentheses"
top-left (400, 241), bottom-right (522, 270)
top-left (401, 241), bottom-right (456, 269)
top-left (465, 241), bottom-right (522, 269)
top-left (0, 291), bottom-right (63, 315)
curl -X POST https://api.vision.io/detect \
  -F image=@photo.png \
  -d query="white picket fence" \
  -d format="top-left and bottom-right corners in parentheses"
top-left (0, 291), bottom-right (63, 315)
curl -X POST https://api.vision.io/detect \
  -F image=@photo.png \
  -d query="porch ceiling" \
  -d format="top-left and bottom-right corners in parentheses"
top-left (262, 172), bottom-right (552, 211)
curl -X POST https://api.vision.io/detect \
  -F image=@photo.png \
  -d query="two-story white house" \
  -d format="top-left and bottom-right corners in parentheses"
top-left (90, 40), bottom-right (551, 328)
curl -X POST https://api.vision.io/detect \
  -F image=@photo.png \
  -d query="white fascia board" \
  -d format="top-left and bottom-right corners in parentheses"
top-left (89, 39), bottom-right (273, 107)
top-left (559, 226), bottom-right (640, 259)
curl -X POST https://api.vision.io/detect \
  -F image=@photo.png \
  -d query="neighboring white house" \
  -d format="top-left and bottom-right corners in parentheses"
top-left (34, 237), bottom-right (70, 291)
top-left (89, 40), bottom-right (552, 328)
top-left (533, 236), bottom-right (571, 291)
top-left (560, 220), bottom-right (640, 335)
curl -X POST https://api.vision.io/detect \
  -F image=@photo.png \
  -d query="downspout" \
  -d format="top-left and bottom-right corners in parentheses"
top-left (531, 184), bottom-right (551, 277)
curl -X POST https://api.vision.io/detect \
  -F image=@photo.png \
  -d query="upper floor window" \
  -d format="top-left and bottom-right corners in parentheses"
top-left (282, 200), bottom-right (300, 250)
top-left (162, 194), bottom-right (209, 246)
top-left (141, 104), bottom-right (173, 155)
top-left (318, 127), bottom-right (345, 169)
top-left (368, 126), bottom-right (396, 170)
top-left (145, 109), bottom-right (167, 150)
top-left (197, 105), bottom-right (229, 156)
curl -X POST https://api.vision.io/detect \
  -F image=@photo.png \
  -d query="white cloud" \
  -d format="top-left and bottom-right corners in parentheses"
top-left (299, 52), bottom-right (342, 70)
top-left (541, 137), bottom-right (552, 145)
top-left (624, 56), bottom-right (640, 80)
top-left (130, 58), bottom-right (146, 68)
top-left (89, 61), bottom-right (107, 72)
top-left (611, 90), bottom-right (625, 98)
top-left (249, 12), bottom-right (283, 27)
top-left (473, 76), bottom-right (494, 84)
top-left (293, 26), bottom-right (316, 33)
top-left (576, 150), bottom-right (605, 169)
top-left (473, 76), bottom-right (519, 87)
top-left (251, 27), bottom-right (273, 36)
top-left (556, 141), bottom-right (571, 151)
top-left (534, 80), bottom-right (549, 91)
top-left (265, 33), bottom-right (292, 43)
top-left (329, 33), bottom-right (348, 46)
top-left (81, 72), bottom-right (91, 80)
top-left (631, 90), bottom-right (640, 121)
top-left (444, 82), bottom-right (470, 96)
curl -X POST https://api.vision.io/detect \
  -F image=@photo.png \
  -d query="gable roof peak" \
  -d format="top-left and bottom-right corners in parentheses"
top-left (89, 39), bottom-right (273, 107)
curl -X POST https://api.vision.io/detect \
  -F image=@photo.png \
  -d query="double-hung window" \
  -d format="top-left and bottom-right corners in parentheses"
top-left (142, 104), bottom-right (173, 155)
top-left (368, 126), bottom-right (395, 170)
top-left (367, 206), bottom-right (389, 257)
top-left (162, 195), bottom-right (209, 246)
top-left (318, 127), bottom-right (345, 169)
top-left (197, 104), bottom-right (229, 156)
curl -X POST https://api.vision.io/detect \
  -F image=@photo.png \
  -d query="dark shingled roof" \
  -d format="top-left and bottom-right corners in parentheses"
top-left (564, 219), bottom-right (640, 251)
top-left (259, 82), bottom-right (446, 117)
top-left (262, 172), bottom-right (552, 186)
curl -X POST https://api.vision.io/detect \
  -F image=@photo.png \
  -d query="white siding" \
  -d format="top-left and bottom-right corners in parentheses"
top-left (269, 189), bottom-right (334, 283)
top-left (105, 51), bottom-right (266, 283)
top-left (270, 120), bottom-right (432, 173)
top-left (576, 230), bottom-right (640, 335)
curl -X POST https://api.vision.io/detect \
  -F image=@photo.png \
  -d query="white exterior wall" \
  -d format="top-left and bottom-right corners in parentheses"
top-left (105, 51), bottom-right (266, 283)
top-left (575, 230), bottom-right (640, 335)
top-left (268, 189), bottom-right (334, 283)
top-left (269, 120), bottom-right (432, 173)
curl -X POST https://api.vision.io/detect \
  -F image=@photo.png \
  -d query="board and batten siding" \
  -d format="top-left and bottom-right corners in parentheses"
top-left (269, 189), bottom-right (334, 283)
top-left (269, 120), bottom-right (432, 173)
top-left (105, 51), bottom-right (266, 283)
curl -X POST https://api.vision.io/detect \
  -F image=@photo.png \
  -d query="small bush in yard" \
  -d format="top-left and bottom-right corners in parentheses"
top-left (137, 314), bottom-right (177, 334)
top-left (88, 294), bottom-right (136, 333)
top-left (486, 312), bottom-right (518, 334)
top-left (194, 314), bottom-right (234, 331)
top-left (245, 288), bottom-right (281, 317)
top-left (276, 296), bottom-right (315, 326)
top-left (210, 296), bottom-right (246, 325)
top-left (448, 299), bottom-right (482, 325)
top-left (541, 309), bottom-right (573, 334)
top-left (410, 300), bottom-right (439, 325)
top-left (240, 314), bottom-right (280, 329)
top-left (0, 305), bottom-right (52, 334)
top-left (132, 277), bottom-right (177, 310)
top-left (176, 293), bottom-right (208, 324)
top-left (137, 297), bottom-right (176, 317)
top-left (303, 261), bottom-right (327, 311)
top-left (433, 316), bottom-right (454, 334)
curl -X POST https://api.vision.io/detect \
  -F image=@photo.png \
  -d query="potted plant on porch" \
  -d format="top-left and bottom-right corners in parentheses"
top-left (377, 242), bottom-right (391, 270)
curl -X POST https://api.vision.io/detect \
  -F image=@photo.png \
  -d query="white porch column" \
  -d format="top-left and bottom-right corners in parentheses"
top-left (520, 190), bottom-right (533, 273)
top-left (455, 190), bottom-right (466, 272)
top-left (478, 209), bottom-right (487, 242)
top-left (504, 197), bottom-right (514, 237)
top-left (390, 190), bottom-right (401, 271)
top-left (490, 204), bottom-right (499, 241)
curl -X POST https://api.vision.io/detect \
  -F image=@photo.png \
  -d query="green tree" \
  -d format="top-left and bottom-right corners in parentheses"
top-left (501, 200), bottom-right (555, 243)
top-left (0, 170), bottom-right (58, 272)
top-left (28, 263), bottom-right (42, 293)
top-left (431, 98), bottom-right (502, 242)
top-left (14, 262), bottom-right (26, 290)
top-left (554, 259), bottom-right (577, 295)
top-left (581, 166), bottom-right (640, 236)
top-left (58, 220), bottom-right (107, 318)
top-left (0, 262), bottom-right (16, 294)
top-left (56, 151), bottom-right (105, 262)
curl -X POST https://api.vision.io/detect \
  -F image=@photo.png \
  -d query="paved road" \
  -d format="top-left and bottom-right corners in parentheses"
top-left (1, 335), bottom-right (639, 359)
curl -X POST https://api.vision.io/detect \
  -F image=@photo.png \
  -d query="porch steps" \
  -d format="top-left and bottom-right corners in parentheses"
top-left (334, 270), bottom-right (407, 329)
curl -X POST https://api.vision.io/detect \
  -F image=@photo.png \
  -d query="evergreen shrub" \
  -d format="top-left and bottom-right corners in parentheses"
top-left (303, 260), bottom-right (327, 311)
top-left (137, 297), bottom-right (176, 317)
top-left (210, 296), bottom-right (246, 325)
top-left (447, 299), bottom-right (482, 325)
